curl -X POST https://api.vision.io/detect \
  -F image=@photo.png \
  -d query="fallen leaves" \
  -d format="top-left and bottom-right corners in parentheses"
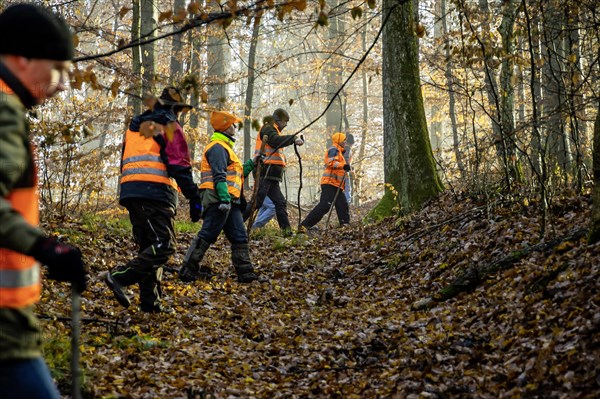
top-left (36, 192), bottom-right (600, 398)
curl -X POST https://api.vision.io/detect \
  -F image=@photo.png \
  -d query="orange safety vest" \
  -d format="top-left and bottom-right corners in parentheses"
top-left (254, 125), bottom-right (286, 167)
top-left (0, 79), bottom-right (41, 308)
top-left (120, 129), bottom-right (177, 189)
top-left (200, 139), bottom-right (243, 199)
top-left (320, 144), bottom-right (346, 189)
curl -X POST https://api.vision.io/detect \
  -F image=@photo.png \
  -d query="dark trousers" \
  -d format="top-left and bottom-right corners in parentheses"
top-left (301, 184), bottom-right (350, 228)
top-left (112, 198), bottom-right (176, 310)
top-left (199, 204), bottom-right (248, 244)
top-left (244, 178), bottom-right (290, 230)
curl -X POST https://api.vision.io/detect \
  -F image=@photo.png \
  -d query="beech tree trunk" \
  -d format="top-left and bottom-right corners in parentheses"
top-left (370, 0), bottom-right (443, 219)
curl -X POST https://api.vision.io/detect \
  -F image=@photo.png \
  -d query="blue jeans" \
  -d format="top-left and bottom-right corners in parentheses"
top-left (253, 196), bottom-right (276, 228)
top-left (198, 204), bottom-right (248, 244)
top-left (0, 357), bottom-right (61, 399)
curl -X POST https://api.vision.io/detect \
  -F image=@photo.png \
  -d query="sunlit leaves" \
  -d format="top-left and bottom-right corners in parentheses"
top-left (316, 11), bottom-right (328, 27)
top-left (118, 6), bottom-right (131, 19)
top-left (351, 7), bottom-right (363, 20)
top-left (158, 10), bottom-right (173, 23)
top-left (187, 1), bottom-right (201, 15)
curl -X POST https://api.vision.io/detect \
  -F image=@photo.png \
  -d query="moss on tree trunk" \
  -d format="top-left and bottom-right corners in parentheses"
top-left (371, 0), bottom-right (442, 221)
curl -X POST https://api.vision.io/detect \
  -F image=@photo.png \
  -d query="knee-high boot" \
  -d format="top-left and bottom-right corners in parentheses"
top-left (231, 243), bottom-right (261, 283)
top-left (179, 237), bottom-right (211, 282)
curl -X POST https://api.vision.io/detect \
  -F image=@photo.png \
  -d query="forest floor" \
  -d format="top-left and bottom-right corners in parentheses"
top-left (38, 189), bottom-right (600, 398)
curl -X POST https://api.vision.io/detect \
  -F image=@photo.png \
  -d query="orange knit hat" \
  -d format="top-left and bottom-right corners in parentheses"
top-left (210, 111), bottom-right (242, 132)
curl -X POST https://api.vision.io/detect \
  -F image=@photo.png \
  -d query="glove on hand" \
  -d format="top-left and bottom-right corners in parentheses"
top-left (294, 138), bottom-right (304, 146)
top-left (343, 164), bottom-right (351, 172)
top-left (252, 154), bottom-right (265, 165)
top-left (243, 159), bottom-right (255, 177)
top-left (189, 196), bottom-right (203, 222)
top-left (30, 237), bottom-right (87, 294)
top-left (218, 202), bottom-right (231, 213)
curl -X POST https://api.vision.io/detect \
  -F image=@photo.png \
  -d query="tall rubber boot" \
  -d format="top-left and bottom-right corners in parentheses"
top-left (179, 237), bottom-right (211, 282)
top-left (231, 243), bottom-right (264, 283)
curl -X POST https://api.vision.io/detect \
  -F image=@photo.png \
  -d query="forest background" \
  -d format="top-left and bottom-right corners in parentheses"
top-left (4, 0), bottom-right (600, 397)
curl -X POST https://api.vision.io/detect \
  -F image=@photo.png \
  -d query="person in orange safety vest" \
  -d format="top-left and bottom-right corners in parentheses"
top-left (179, 110), bottom-right (266, 283)
top-left (0, 4), bottom-right (87, 398)
top-left (242, 108), bottom-right (304, 236)
top-left (103, 87), bottom-right (202, 314)
top-left (299, 132), bottom-right (351, 230)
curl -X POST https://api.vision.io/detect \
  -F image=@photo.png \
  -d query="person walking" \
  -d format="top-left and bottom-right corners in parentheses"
top-left (243, 108), bottom-right (303, 236)
top-left (253, 196), bottom-right (276, 229)
top-left (299, 132), bottom-right (350, 230)
top-left (103, 87), bottom-right (202, 313)
top-left (0, 4), bottom-right (87, 398)
top-left (179, 111), bottom-right (264, 283)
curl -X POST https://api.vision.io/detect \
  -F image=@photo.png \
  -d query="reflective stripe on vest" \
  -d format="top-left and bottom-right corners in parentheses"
top-left (120, 129), bottom-right (177, 189)
top-left (199, 140), bottom-right (243, 199)
top-left (0, 79), bottom-right (41, 308)
top-left (320, 145), bottom-right (346, 189)
top-left (254, 125), bottom-right (286, 166)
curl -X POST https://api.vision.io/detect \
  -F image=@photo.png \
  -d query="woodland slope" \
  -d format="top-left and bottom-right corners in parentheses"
top-left (38, 191), bottom-right (599, 398)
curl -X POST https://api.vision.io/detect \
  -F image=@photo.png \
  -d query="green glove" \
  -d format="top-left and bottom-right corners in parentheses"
top-left (243, 159), bottom-right (255, 177)
top-left (215, 181), bottom-right (231, 203)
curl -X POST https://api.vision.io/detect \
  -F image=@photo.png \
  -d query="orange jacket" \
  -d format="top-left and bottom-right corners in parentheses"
top-left (0, 79), bottom-right (41, 308)
top-left (320, 143), bottom-right (347, 189)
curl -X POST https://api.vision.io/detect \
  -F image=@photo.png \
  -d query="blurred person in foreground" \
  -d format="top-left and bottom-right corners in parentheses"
top-left (0, 4), bottom-right (87, 398)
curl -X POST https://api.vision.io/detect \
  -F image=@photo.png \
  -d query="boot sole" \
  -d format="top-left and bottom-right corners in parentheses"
top-left (105, 273), bottom-right (131, 308)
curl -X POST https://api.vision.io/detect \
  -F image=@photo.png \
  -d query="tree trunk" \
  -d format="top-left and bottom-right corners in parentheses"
top-left (243, 14), bottom-right (262, 190)
top-left (355, 24), bottom-right (369, 208)
top-left (443, 0), bottom-right (464, 179)
top-left (128, 0), bottom-right (142, 115)
top-left (140, 0), bottom-right (157, 95)
top-left (170, 0), bottom-right (186, 82)
top-left (370, 0), bottom-right (443, 219)
top-left (541, 0), bottom-right (571, 183)
top-left (206, 1), bottom-right (230, 119)
top-left (188, 31), bottom-right (203, 161)
top-left (589, 91), bottom-right (600, 243)
top-left (325, 0), bottom-right (344, 135)
top-left (498, 0), bottom-right (522, 183)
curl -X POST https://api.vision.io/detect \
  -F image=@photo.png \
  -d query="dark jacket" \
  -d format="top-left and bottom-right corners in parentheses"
top-left (260, 123), bottom-right (297, 182)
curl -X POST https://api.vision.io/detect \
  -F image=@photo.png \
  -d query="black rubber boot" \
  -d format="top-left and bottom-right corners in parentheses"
top-left (231, 243), bottom-right (265, 283)
top-left (179, 237), bottom-right (211, 282)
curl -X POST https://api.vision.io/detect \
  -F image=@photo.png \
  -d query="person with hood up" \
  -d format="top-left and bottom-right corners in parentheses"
top-left (299, 132), bottom-right (351, 230)
top-left (103, 86), bottom-right (202, 313)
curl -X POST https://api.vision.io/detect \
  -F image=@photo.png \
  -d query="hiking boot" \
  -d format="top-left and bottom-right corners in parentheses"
top-left (179, 263), bottom-right (198, 283)
top-left (238, 272), bottom-right (268, 284)
top-left (197, 266), bottom-right (214, 280)
top-left (104, 272), bottom-right (131, 308)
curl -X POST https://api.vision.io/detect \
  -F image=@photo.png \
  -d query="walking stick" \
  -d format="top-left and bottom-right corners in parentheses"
top-left (246, 135), bottom-right (268, 235)
top-left (71, 287), bottom-right (82, 399)
top-left (325, 172), bottom-right (348, 228)
top-left (294, 135), bottom-right (304, 228)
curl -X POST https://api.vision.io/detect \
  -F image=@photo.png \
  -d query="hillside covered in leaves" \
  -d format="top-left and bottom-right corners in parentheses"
top-left (38, 191), bottom-right (599, 398)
